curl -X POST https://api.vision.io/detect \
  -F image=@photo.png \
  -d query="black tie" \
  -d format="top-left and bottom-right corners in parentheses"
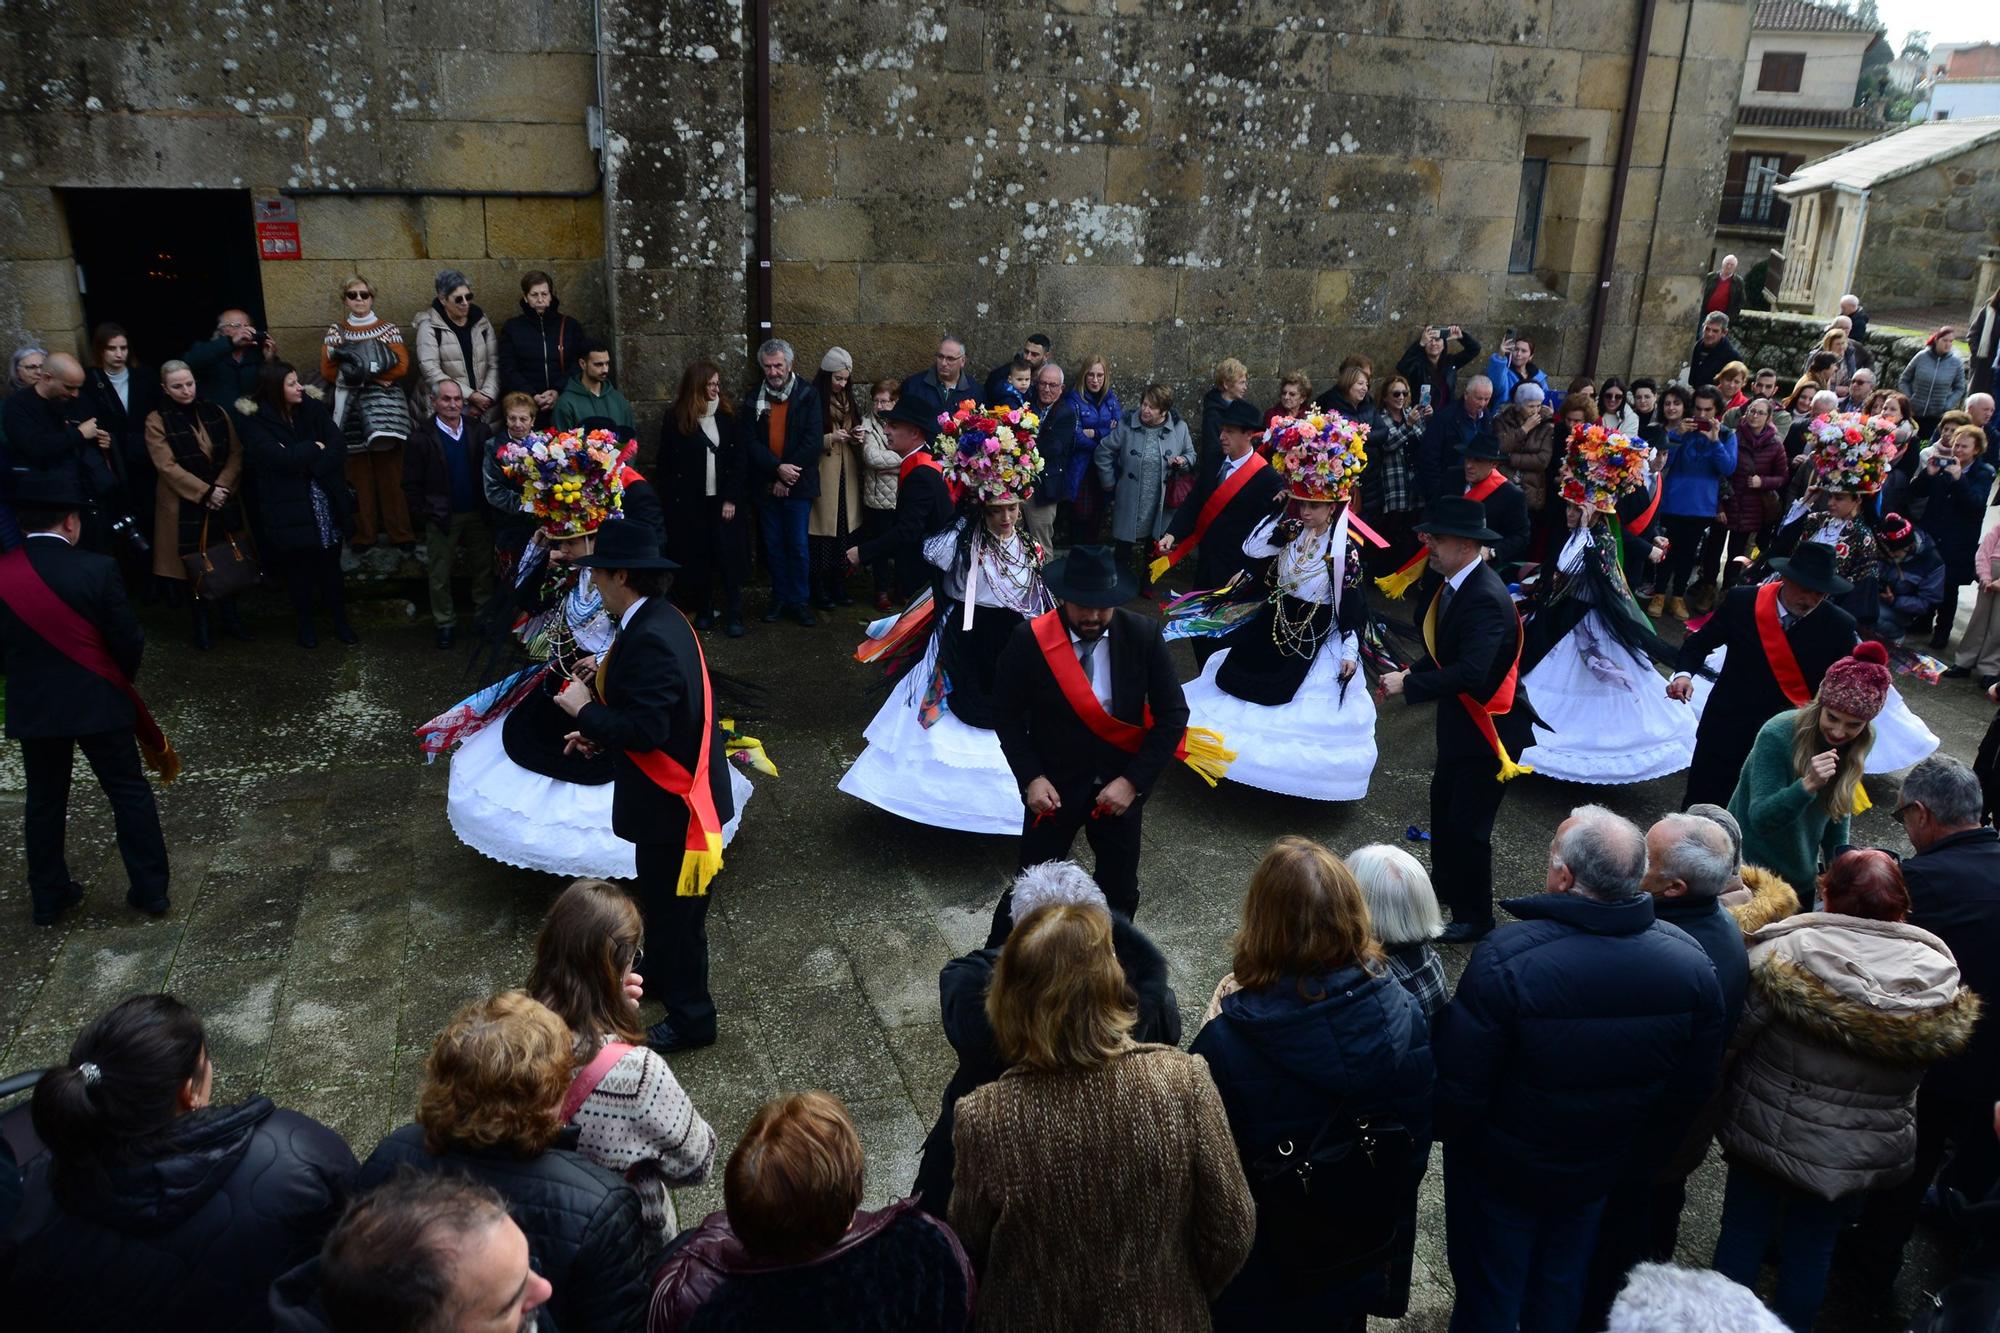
top-left (1441, 583), bottom-right (1456, 616)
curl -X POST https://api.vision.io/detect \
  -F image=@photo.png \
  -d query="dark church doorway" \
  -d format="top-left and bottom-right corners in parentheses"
top-left (61, 188), bottom-right (266, 368)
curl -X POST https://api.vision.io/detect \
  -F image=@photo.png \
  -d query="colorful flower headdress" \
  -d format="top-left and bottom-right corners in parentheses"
top-left (935, 401), bottom-right (1045, 505)
top-left (1808, 412), bottom-right (1896, 495)
top-left (497, 428), bottom-right (626, 538)
top-left (1264, 411), bottom-right (1369, 504)
top-left (1558, 423), bottom-right (1649, 513)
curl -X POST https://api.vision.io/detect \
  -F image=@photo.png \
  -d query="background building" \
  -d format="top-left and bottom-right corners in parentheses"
top-left (1914, 43), bottom-right (2000, 123)
top-left (2, 0), bottom-right (1758, 432)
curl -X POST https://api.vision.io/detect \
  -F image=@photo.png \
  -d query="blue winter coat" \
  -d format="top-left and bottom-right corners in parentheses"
top-left (1880, 528), bottom-right (1948, 623)
top-left (1433, 892), bottom-right (1727, 1207)
top-left (1067, 386), bottom-right (1123, 493)
top-left (1914, 458), bottom-right (1997, 583)
top-left (1483, 352), bottom-right (1550, 419)
top-left (1658, 427), bottom-right (1739, 519)
top-left (1191, 965), bottom-right (1435, 1326)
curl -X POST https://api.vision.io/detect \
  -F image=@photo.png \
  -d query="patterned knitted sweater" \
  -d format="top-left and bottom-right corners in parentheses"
top-left (570, 1039), bottom-right (717, 1248)
top-left (949, 1045), bottom-right (1255, 1332)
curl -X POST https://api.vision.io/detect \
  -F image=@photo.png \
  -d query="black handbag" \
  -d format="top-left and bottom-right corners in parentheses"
top-left (182, 511), bottom-right (258, 600)
top-left (1246, 1109), bottom-right (1414, 1287)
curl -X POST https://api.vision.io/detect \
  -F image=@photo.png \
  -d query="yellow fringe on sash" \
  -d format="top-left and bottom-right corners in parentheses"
top-left (677, 838), bottom-right (725, 897)
top-left (1495, 749), bottom-right (1533, 783)
top-left (1147, 554), bottom-right (1173, 585)
top-left (720, 719), bottom-right (779, 777)
top-left (1374, 559), bottom-right (1426, 601)
top-left (1850, 784), bottom-right (1872, 817)
top-left (1179, 726), bottom-right (1235, 786)
top-left (141, 735), bottom-right (182, 785)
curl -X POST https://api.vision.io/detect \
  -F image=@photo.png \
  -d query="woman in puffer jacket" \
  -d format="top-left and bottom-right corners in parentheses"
top-left (1712, 848), bottom-right (1980, 1331)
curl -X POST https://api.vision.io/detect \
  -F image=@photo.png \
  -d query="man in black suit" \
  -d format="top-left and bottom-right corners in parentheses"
top-left (846, 397), bottom-right (955, 599)
top-left (1460, 430), bottom-right (1531, 570)
top-left (989, 546), bottom-right (1190, 944)
top-left (555, 520), bottom-right (734, 1053)
top-left (3, 353), bottom-right (126, 553)
top-left (743, 338), bottom-right (825, 627)
top-left (0, 474), bottom-right (171, 925)
top-left (1157, 397), bottom-right (1285, 662)
top-left (1668, 542), bottom-right (1858, 809)
top-left (1381, 498), bottom-right (1535, 941)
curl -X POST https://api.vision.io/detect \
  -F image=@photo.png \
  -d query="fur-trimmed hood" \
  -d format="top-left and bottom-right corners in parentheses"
top-left (1725, 864), bottom-right (1800, 938)
top-left (234, 384), bottom-right (324, 418)
top-left (1606, 1263), bottom-right (1786, 1332)
top-left (1746, 914), bottom-right (1980, 1066)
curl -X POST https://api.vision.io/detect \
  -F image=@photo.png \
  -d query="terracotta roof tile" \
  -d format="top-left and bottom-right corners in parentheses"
top-left (1754, 0), bottom-right (1878, 33)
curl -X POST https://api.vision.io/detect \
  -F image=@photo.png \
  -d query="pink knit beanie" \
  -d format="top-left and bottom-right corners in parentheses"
top-left (1817, 640), bottom-right (1892, 720)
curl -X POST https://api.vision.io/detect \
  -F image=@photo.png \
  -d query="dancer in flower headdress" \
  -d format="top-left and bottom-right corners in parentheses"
top-left (1516, 425), bottom-right (1697, 784)
top-left (839, 403), bottom-right (1054, 832)
top-left (1174, 411), bottom-right (1379, 800)
top-left (1686, 412), bottom-right (1937, 777)
top-left (415, 428), bottom-right (755, 875)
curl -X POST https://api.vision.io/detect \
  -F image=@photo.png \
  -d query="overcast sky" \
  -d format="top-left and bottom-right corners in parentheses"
top-left (1872, 1), bottom-right (1996, 53)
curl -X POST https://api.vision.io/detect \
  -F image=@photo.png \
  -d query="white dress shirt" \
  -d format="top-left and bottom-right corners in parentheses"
top-left (618, 595), bottom-right (649, 631)
top-left (1068, 627), bottom-right (1114, 706)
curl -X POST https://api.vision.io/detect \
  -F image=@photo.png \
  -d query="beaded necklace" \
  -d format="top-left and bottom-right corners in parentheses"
top-left (1269, 522), bottom-right (1337, 658)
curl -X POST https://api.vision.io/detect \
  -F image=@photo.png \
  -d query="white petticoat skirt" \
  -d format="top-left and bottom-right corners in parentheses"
top-left (837, 639), bottom-right (1025, 835)
top-left (1687, 646), bottom-right (1939, 774)
top-left (447, 714), bottom-right (754, 879)
top-left (1519, 612), bottom-right (1697, 784)
top-left (1182, 641), bottom-right (1378, 801)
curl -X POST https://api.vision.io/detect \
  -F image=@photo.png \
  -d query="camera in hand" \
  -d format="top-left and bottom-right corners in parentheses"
top-left (105, 510), bottom-right (151, 557)
top-left (1689, 417), bottom-right (1714, 432)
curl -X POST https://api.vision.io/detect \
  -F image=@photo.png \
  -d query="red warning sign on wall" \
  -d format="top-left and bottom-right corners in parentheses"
top-left (255, 197), bottom-right (301, 260)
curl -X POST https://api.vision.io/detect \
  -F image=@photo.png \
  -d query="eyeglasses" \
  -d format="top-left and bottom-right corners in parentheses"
top-left (1388, 390), bottom-right (1408, 398)
top-left (448, 291), bottom-right (472, 304)
top-left (344, 289), bottom-right (372, 300)
top-left (1891, 800), bottom-right (1922, 822)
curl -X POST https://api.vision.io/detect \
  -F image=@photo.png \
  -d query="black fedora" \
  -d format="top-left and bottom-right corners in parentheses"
top-left (1412, 496), bottom-right (1502, 543)
top-left (884, 397), bottom-right (942, 434)
top-left (1216, 398), bottom-right (1263, 432)
top-left (570, 518), bottom-right (679, 571)
top-left (1768, 539), bottom-right (1853, 595)
top-left (7, 470), bottom-right (87, 511)
top-left (1459, 430), bottom-right (1506, 462)
top-left (1043, 545), bottom-right (1137, 608)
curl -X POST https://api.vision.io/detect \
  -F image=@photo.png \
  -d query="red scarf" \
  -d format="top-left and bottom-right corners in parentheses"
top-left (1464, 469), bottom-right (1507, 502)
top-left (595, 604), bottom-right (724, 896)
top-left (1422, 577), bottom-right (1530, 781)
top-left (1152, 451), bottom-right (1269, 575)
top-left (1753, 581), bottom-right (1812, 707)
top-left (0, 545), bottom-right (179, 782)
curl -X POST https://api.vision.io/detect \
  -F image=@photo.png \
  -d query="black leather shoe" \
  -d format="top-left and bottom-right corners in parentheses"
top-left (126, 891), bottom-right (171, 918)
top-left (761, 603), bottom-right (786, 623)
top-left (334, 623), bottom-right (361, 645)
top-left (645, 1020), bottom-right (716, 1054)
top-left (32, 882), bottom-right (86, 927)
top-left (297, 626), bottom-right (319, 649)
top-left (1943, 665), bottom-right (1971, 679)
top-left (792, 605), bottom-right (817, 627)
top-left (436, 625), bottom-right (455, 650)
top-left (1438, 920), bottom-right (1493, 945)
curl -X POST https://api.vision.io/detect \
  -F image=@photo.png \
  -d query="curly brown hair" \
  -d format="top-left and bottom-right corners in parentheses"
top-left (417, 992), bottom-right (574, 1156)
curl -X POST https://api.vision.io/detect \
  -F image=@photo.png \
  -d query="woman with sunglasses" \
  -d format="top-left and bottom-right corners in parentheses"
top-left (320, 275), bottom-right (415, 562)
top-left (412, 268), bottom-right (499, 421)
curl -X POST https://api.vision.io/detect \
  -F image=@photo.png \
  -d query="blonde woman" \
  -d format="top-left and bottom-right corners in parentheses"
top-left (319, 273), bottom-right (414, 558)
top-left (951, 903), bottom-right (1254, 1331)
top-left (1200, 355), bottom-right (1253, 475)
top-left (1728, 643), bottom-right (1890, 897)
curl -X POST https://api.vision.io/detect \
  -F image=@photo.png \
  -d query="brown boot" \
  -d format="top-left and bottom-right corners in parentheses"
top-left (1646, 593), bottom-right (1666, 617)
top-left (1668, 596), bottom-right (1691, 620)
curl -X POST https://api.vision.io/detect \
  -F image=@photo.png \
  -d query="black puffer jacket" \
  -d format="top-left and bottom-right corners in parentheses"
top-left (499, 298), bottom-right (588, 400)
top-left (358, 1122), bottom-right (650, 1333)
top-left (3, 1096), bottom-right (357, 1333)
top-left (236, 391), bottom-right (352, 553)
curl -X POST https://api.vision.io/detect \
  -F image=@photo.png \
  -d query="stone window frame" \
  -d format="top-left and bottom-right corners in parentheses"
top-left (1509, 158), bottom-right (1550, 275)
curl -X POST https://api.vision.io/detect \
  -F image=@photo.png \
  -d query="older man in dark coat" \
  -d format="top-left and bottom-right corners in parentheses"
top-left (744, 338), bottom-right (825, 627)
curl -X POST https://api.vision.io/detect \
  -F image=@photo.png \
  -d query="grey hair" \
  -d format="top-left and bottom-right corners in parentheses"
top-left (1968, 393), bottom-right (1995, 414)
top-left (1035, 362), bottom-right (1065, 386)
top-left (938, 334), bottom-right (966, 354)
top-left (1849, 367), bottom-right (1875, 385)
top-left (1683, 803), bottom-right (1743, 869)
top-left (433, 378), bottom-right (464, 397)
top-left (1513, 382), bottom-right (1545, 407)
top-left (1649, 814), bottom-right (1734, 899)
top-left (1703, 311), bottom-right (1730, 328)
top-left (1810, 390), bottom-right (1839, 414)
top-left (1009, 861), bottom-right (1107, 920)
top-left (1901, 755), bottom-right (1984, 830)
top-left (433, 268), bottom-right (471, 297)
top-left (1346, 844), bottom-right (1443, 947)
top-left (157, 359), bottom-right (192, 382)
top-left (1465, 373), bottom-right (1494, 396)
top-left (1554, 804), bottom-right (1646, 901)
top-left (1839, 293), bottom-right (1859, 309)
top-left (11, 345), bottom-right (47, 379)
top-left (756, 338), bottom-right (794, 366)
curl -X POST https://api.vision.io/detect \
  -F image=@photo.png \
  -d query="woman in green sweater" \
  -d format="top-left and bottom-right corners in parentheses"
top-left (1729, 641), bottom-right (1893, 897)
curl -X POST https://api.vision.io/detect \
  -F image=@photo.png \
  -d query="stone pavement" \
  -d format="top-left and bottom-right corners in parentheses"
top-left (3, 580), bottom-right (1991, 1330)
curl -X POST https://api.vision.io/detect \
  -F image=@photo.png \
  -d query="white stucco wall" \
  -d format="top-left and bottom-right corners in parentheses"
top-left (1741, 30), bottom-right (1876, 109)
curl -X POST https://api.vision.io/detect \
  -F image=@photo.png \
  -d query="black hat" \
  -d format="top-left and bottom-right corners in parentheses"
top-left (7, 470), bottom-right (87, 512)
top-left (1215, 398), bottom-right (1263, 432)
top-left (570, 518), bottom-right (679, 571)
top-left (1459, 430), bottom-right (1507, 462)
top-left (883, 397), bottom-right (941, 435)
top-left (1768, 539), bottom-right (1853, 595)
top-left (1043, 544), bottom-right (1137, 608)
top-left (1412, 496), bottom-right (1502, 543)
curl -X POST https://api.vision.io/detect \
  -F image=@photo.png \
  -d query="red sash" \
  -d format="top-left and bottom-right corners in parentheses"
top-left (900, 449), bottom-right (962, 503)
top-left (0, 545), bottom-right (179, 782)
top-left (1754, 581), bottom-right (1812, 707)
top-left (1465, 469), bottom-right (1507, 503)
top-left (1628, 474), bottom-right (1664, 535)
top-left (596, 605), bottom-right (725, 896)
top-left (1030, 610), bottom-right (1172, 757)
top-left (1154, 451), bottom-right (1269, 574)
top-left (1422, 579), bottom-right (1530, 782)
